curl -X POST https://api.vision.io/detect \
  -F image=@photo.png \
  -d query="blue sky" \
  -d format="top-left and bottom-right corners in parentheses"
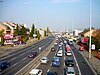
top-left (0, 0), bottom-right (100, 31)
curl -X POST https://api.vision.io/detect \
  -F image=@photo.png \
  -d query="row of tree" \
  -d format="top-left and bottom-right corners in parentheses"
top-left (14, 23), bottom-right (50, 41)
top-left (0, 23), bottom-right (51, 45)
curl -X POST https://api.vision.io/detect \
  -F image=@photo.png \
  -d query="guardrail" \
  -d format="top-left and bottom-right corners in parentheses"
top-left (15, 39), bottom-right (55, 75)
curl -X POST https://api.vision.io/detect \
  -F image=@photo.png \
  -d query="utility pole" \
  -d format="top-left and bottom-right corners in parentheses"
top-left (89, 0), bottom-right (92, 59)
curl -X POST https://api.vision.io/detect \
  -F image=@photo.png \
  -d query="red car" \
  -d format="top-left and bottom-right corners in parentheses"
top-left (95, 52), bottom-right (100, 59)
top-left (28, 51), bottom-right (37, 58)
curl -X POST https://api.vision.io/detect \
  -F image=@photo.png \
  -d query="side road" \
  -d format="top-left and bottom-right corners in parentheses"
top-left (73, 43), bottom-right (100, 75)
top-left (0, 37), bottom-right (46, 58)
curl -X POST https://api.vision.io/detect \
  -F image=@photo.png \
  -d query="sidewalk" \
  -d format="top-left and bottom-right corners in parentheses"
top-left (0, 37), bottom-right (46, 58)
top-left (73, 43), bottom-right (100, 75)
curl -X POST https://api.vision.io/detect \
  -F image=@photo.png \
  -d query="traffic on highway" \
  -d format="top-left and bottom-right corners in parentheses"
top-left (0, 35), bottom-right (96, 75)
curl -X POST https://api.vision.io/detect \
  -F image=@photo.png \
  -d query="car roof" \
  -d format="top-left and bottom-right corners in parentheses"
top-left (53, 57), bottom-right (60, 60)
top-left (67, 57), bottom-right (73, 60)
top-left (67, 67), bottom-right (75, 72)
top-left (47, 72), bottom-right (56, 75)
top-left (42, 56), bottom-right (47, 59)
top-left (29, 69), bottom-right (40, 74)
top-left (0, 60), bottom-right (7, 63)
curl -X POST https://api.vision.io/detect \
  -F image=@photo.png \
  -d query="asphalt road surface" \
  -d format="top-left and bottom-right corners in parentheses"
top-left (37, 37), bottom-right (79, 75)
top-left (0, 36), bottom-right (54, 75)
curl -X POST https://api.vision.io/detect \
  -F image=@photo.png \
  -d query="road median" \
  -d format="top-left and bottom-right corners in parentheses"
top-left (15, 39), bottom-right (55, 75)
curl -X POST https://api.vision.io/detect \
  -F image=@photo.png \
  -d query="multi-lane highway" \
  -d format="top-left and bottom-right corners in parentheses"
top-left (37, 37), bottom-right (80, 75)
top-left (0, 36), bottom-right (54, 75)
top-left (0, 36), bottom-right (96, 75)
top-left (35, 37), bottom-right (96, 75)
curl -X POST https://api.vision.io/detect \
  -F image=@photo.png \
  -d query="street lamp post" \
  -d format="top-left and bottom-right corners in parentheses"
top-left (89, 0), bottom-right (92, 59)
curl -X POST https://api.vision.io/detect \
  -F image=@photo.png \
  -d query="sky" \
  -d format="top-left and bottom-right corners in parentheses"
top-left (0, 0), bottom-right (100, 31)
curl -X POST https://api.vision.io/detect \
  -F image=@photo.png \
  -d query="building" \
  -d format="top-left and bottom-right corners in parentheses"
top-left (81, 29), bottom-right (95, 37)
top-left (0, 21), bottom-right (18, 45)
top-left (37, 28), bottom-right (45, 37)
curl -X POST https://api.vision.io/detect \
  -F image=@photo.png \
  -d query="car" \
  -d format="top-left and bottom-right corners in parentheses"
top-left (28, 51), bottom-right (37, 58)
top-left (56, 51), bottom-right (63, 57)
top-left (95, 52), bottom-right (100, 59)
top-left (65, 58), bottom-right (74, 67)
top-left (0, 60), bottom-right (10, 71)
top-left (68, 39), bottom-right (73, 45)
top-left (52, 57), bottom-right (60, 66)
top-left (29, 69), bottom-right (42, 75)
top-left (51, 47), bottom-right (55, 51)
top-left (65, 51), bottom-right (72, 56)
top-left (41, 56), bottom-right (49, 64)
top-left (47, 71), bottom-right (57, 75)
top-left (64, 67), bottom-right (75, 75)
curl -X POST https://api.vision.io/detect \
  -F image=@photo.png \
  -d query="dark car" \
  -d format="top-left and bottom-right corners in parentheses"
top-left (47, 71), bottom-right (57, 75)
top-left (0, 60), bottom-right (10, 71)
top-left (28, 51), bottom-right (37, 58)
top-left (51, 47), bottom-right (55, 51)
top-left (65, 58), bottom-right (74, 67)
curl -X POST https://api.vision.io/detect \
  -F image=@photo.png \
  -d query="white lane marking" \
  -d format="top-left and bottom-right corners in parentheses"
top-left (10, 57), bottom-right (16, 61)
top-left (20, 53), bottom-right (26, 56)
top-left (64, 56), bottom-right (65, 67)
top-left (12, 63), bottom-right (18, 67)
top-left (50, 62), bottom-right (52, 66)
top-left (22, 57), bottom-right (27, 61)
top-left (71, 50), bottom-right (82, 75)
top-left (47, 69), bottom-right (50, 72)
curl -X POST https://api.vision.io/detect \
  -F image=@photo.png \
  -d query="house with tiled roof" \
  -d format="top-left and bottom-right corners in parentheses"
top-left (80, 28), bottom-right (95, 37)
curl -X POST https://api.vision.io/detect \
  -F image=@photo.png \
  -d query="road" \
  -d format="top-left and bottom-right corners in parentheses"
top-left (71, 45), bottom-right (95, 75)
top-left (37, 37), bottom-right (79, 75)
top-left (0, 36), bottom-right (96, 75)
top-left (36, 37), bottom-right (96, 75)
top-left (0, 36), bottom-right (54, 75)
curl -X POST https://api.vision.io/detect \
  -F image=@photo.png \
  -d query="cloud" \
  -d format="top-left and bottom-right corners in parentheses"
top-left (51, 0), bottom-right (81, 3)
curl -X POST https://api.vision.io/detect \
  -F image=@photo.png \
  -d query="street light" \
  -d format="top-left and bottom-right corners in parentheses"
top-left (89, 0), bottom-right (92, 59)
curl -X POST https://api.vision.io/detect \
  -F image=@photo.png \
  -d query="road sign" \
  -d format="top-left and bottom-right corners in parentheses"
top-left (92, 44), bottom-right (95, 50)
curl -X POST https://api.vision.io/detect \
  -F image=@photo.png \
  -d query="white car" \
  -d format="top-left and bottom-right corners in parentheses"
top-left (56, 51), bottom-right (63, 57)
top-left (40, 56), bottom-right (49, 64)
top-left (64, 67), bottom-right (75, 75)
top-left (66, 51), bottom-right (72, 56)
top-left (29, 69), bottom-right (42, 75)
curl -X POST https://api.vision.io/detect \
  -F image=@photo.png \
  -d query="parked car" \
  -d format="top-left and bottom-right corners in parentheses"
top-left (65, 58), bottom-right (74, 67)
top-left (0, 60), bottom-right (10, 71)
top-left (64, 67), bottom-right (75, 75)
top-left (52, 57), bottom-right (60, 66)
top-left (28, 51), bottom-right (37, 58)
top-left (47, 71), bottom-right (57, 75)
top-left (41, 56), bottom-right (49, 64)
top-left (29, 69), bottom-right (42, 75)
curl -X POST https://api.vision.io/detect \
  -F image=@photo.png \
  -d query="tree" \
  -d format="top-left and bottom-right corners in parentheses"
top-left (46, 27), bottom-right (50, 36)
top-left (0, 29), bottom-right (4, 45)
top-left (30, 24), bottom-right (35, 37)
top-left (92, 29), bottom-right (100, 49)
top-left (14, 24), bottom-right (20, 36)
top-left (37, 30), bottom-right (41, 40)
top-left (44, 30), bottom-right (47, 37)
top-left (20, 25), bottom-right (27, 37)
